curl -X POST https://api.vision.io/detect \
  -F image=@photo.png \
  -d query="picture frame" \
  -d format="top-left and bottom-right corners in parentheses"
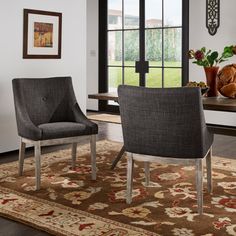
top-left (23, 9), bottom-right (62, 59)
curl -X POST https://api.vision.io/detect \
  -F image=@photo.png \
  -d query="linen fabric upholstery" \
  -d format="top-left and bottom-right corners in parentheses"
top-left (118, 85), bottom-right (213, 159)
top-left (12, 77), bottom-right (98, 140)
top-left (38, 122), bottom-right (90, 140)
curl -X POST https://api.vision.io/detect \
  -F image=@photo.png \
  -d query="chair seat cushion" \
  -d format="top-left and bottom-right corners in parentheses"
top-left (38, 122), bottom-right (92, 140)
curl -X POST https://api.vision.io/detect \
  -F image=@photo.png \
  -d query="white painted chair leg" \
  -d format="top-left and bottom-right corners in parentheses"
top-left (144, 162), bottom-right (150, 186)
top-left (35, 141), bottom-right (41, 191)
top-left (19, 138), bottom-right (26, 176)
top-left (126, 153), bottom-right (134, 204)
top-left (90, 135), bottom-right (96, 180)
top-left (196, 159), bottom-right (203, 214)
top-left (71, 143), bottom-right (77, 170)
top-left (206, 147), bottom-right (212, 193)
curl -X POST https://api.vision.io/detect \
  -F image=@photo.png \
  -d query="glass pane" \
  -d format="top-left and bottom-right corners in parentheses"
top-left (164, 0), bottom-right (182, 27)
top-left (108, 67), bottom-right (122, 93)
top-left (124, 67), bottom-right (139, 86)
top-left (124, 30), bottom-right (139, 66)
top-left (108, 0), bottom-right (122, 30)
top-left (124, 0), bottom-right (139, 29)
top-left (164, 68), bottom-right (181, 88)
top-left (164, 28), bottom-right (182, 67)
top-left (146, 29), bottom-right (162, 67)
top-left (146, 68), bottom-right (162, 88)
top-left (145, 0), bottom-right (162, 28)
top-left (108, 31), bottom-right (122, 66)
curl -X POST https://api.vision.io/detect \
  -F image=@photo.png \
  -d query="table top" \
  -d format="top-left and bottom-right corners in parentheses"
top-left (88, 92), bottom-right (236, 112)
top-left (201, 97), bottom-right (236, 112)
top-left (88, 92), bottom-right (119, 102)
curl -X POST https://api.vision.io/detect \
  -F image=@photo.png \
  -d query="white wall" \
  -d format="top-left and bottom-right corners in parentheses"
top-left (87, 0), bottom-right (99, 111)
top-left (0, 0), bottom-right (87, 153)
top-left (189, 0), bottom-right (236, 82)
top-left (189, 0), bottom-right (236, 126)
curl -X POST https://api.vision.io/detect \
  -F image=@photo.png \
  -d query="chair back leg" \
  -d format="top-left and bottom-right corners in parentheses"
top-left (144, 162), bottom-right (150, 186)
top-left (126, 152), bottom-right (134, 204)
top-left (19, 138), bottom-right (26, 176)
top-left (71, 143), bottom-right (77, 170)
top-left (206, 147), bottom-right (212, 193)
top-left (35, 141), bottom-right (41, 190)
top-left (196, 159), bottom-right (203, 214)
top-left (90, 135), bottom-right (96, 180)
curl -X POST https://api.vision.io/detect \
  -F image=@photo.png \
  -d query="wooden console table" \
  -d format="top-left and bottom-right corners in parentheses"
top-left (89, 92), bottom-right (236, 169)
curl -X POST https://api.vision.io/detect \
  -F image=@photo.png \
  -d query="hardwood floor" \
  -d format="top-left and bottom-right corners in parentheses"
top-left (0, 120), bottom-right (235, 236)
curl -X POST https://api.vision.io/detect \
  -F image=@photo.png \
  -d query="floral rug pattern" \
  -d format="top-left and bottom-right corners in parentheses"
top-left (0, 140), bottom-right (236, 236)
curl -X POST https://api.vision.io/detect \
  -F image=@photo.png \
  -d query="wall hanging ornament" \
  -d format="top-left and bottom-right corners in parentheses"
top-left (206, 0), bottom-right (220, 36)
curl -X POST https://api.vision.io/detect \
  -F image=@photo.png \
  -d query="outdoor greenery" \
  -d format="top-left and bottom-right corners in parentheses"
top-left (108, 61), bottom-right (181, 89)
top-left (109, 28), bottom-right (182, 89)
top-left (113, 29), bottom-right (181, 62)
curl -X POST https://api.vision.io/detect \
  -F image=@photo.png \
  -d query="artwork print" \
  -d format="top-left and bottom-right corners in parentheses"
top-left (34, 22), bottom-right (53, 48)
top-left (23, 9), bottom-right (62, 59)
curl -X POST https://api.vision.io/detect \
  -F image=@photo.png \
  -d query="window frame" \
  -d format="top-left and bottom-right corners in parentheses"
top-left (99, 0), bottom-right (189, 112)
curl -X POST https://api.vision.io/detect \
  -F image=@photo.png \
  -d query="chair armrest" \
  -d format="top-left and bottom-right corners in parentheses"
top-left (15, 106), bottom-right (42, 140)
top-left (72, 103), bottom-right (98, 134)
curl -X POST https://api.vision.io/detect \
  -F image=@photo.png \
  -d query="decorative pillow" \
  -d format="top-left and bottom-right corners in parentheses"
top-left (217, 64), bottom-right (236, 98)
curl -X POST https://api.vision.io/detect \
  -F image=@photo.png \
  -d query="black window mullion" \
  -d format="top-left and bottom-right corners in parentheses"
top-left (99, 0), bottom-right (108, 111)
top-left (161, 0), bottom-right (164, 88)
top-left (108, 65), bottom-right (135, 68)
top-left (109, 28), bottom-right (142, 32)
top-left (139, 0), bottom-right (145, 87)
top-left (122, 0), bottom-right (125, 85)
top-left (182, 0), bottom-right (189, 86)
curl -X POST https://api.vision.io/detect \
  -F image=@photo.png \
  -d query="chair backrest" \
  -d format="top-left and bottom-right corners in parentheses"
top-left (118, 85), bottom-right (209, 158)
top-left (12, 77), bottom-right (76, 126)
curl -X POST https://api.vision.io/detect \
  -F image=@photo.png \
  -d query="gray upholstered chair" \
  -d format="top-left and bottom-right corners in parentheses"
top-left (118, 85), bottom-right (214, 214)
top-left (12, 77), bottom-right (98, 190)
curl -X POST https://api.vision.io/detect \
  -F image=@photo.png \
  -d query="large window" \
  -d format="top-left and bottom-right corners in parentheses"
top-left (99, 0), bottom-right (189, 111)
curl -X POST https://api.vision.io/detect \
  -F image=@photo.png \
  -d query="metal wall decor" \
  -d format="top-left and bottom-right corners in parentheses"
top-left (206, 0), bottom-right (220, 36)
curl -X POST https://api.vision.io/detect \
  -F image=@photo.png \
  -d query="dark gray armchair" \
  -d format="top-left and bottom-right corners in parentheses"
top-left (118, 85), bottom-right (214, 214)
top-left (12, 76), bottom-right (98, 190)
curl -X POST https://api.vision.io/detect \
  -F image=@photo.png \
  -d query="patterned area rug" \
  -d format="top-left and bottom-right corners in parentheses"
top-left (0, 140), bottom-right (236, 236)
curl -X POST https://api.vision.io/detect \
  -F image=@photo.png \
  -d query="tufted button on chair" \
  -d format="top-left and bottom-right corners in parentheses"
top-left (12, 76), bottom-right (98, 190)
top-left (118, 85), bottom-right (214, 214)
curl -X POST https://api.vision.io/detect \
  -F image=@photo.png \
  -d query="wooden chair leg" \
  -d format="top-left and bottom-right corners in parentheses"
top-left (35, 141), bottom-right (41, 190)
top-left (71, 143), bottom-right (77, 170)
top-left (196, 159), bottom-right (203, 215)
top-left (144, 162), bottom-right (150, 186)
top-left (90, 135), bottom-right (96, 180)
top-left (19, 138), bottom-right (26, 176)
top-left (126, 153), bottom-right (134, 204)
top-left (206, 147), bottom-right (212, 193)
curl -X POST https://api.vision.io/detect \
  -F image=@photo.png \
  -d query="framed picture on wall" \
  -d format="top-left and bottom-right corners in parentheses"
top-left (23, 9), bottom-right (62, 59)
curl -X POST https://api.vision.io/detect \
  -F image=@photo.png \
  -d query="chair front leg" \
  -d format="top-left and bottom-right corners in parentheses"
top-left (71, 143), bottom-right (77, 170)
top-left (144, 162), bottom-right (150, 187)
top-left (35, 141), bottom-right (41, 190)
top-left (90, 135), bottom-right (96, 180)
top-left (196, 159), bottom-right (203, 215)
top-left (126, 152), bottom-right (134, 204)
top-left (19, 138), bottom-right (26, 176)
top-left (206, 147), bottom-right (212, 193)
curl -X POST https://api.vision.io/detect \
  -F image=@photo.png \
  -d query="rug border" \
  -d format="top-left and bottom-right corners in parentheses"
top-left (0, 186), bottom-right (159, 236)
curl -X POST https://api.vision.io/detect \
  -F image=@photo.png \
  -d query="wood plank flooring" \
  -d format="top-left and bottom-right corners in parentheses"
top-left (0, 120), bottom-right (235, 235)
